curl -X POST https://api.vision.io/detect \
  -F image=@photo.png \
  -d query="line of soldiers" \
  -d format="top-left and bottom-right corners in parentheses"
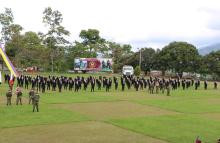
top-left (6, 87), bottom-right (40, 112)
top-left (5, 74), bottom-right (218, 96)
top-left (14, 75), bottom-right (171, 94)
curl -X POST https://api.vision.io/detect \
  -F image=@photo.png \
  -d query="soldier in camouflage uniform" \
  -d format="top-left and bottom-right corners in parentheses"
top-left (161, 81), bottom-right (166, 94)
top-left (29, 88), bottom-right (35, 104)
top-left (6, 89), bottom-right (12, 106)
top-left (16, 87), bottom-right (22, 105)
top-left (32, 91), bottom-right (40, 112)
top-left (166, 81), bottom-right (171, 96)
top-left (149, 82), bottom-right (154, 94)
top-left (155, 80), bottom-right (160, 94)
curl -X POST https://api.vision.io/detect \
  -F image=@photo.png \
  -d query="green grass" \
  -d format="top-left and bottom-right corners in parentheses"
top-left (109, 114), bottom-right (220, 143)
top-left (0, 75), bottom-right (220, 143)
top-left (41, 93), bottom-right (122, 104)
top-left (0, 104), bottom-right (89, 128)
top-left (133, 96), bottom-right (220, 113)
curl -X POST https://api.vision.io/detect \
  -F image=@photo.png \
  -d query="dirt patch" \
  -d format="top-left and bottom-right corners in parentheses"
top-left (202, 113), bottom-right (220, 120)
top-left (0, 96), bottom-right (5, 105)
top-left (120, 94), bottom-right (169, 101)
top-left (0, 121), bottom-right (167, 143)
top-left (57, 101), bottom-right (178, 120)
top-left (208, 98), bottom-right (220, 105)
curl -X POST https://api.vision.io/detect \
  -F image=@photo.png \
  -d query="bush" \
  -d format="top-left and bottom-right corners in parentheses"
top-left (113, 63), bottom-right (123, 73)
top-left (134, 66), bottom-right (141, 76)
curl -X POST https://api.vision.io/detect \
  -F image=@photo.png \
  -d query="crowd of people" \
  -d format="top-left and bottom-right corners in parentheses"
top-left (3, 74), bottom-right (218, 110)
top-left (4, 74), bottom-right (218, 96)
top-left (2, 74), bottom-right (220, 142)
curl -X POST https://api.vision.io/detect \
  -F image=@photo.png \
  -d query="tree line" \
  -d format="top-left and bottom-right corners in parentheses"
top-left (0, 7), bottom-right (219, 78)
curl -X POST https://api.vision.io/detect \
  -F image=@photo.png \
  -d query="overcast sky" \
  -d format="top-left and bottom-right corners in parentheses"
top-left (1, 0), bottom-right (220, 50)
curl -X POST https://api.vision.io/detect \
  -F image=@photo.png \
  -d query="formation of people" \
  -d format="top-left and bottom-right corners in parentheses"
top-left (4, 74), bottom-right (218, 96)
top-left (2, 73), bottom-right (219, 114)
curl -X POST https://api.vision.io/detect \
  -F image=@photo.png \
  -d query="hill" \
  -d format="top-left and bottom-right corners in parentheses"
top-left (199, 43), bottom-right (220, 55)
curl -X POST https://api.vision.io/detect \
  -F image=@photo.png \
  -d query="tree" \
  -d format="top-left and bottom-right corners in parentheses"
top-left (0, 8), bottom-right (23, 43)
top-left (0, 8), bottom-right (14, 43)
top-left (22, 31), bottom-right (42, 49)
top-left (20, 31), bottom-right (47, 69)
top-left (126, 47), bottom-right (157, 73)
top-left (0, 8), bottom-right (23, 67)
top-left (158, 41), bottom-right (200, 76)
top-left (126, 52), bottom-right (139, 69)
top-left (5, 33), bottom-right (23, 59)
top-left (5, 31), bottom-right (48, 69)
top-left (202, 51), bottom-right (220, 78)
top-left (134, 66), bottom-right (141, 76)
top-left (79, 29), bottom-right (107, 57)
top-left (109, 42), bottom-right (133, 73)
top-left (42, 7), bottom-right (70, 72)
top-left (140, 48), bottom-right (156, 73)
top-left (0, 9), bottom-right (22, 70)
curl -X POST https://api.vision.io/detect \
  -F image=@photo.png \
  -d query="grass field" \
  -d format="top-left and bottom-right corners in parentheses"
top-left (0, 74), bottom-right (220, 143)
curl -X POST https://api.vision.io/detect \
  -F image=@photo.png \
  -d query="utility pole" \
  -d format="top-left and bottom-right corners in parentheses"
top-left (51, 54), bottom-right (54, 73)
top-left (50, 39), bottom-right (54, 73)
top-left (139, 48), bottom-right (142, 70)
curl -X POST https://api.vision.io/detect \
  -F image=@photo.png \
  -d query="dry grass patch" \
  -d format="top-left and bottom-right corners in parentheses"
top-left (57, 101), bottom-right (178, 120)
top-left (0, 96), bottom-right (5, 105)
top-left (202, 113), bottom-right (220, 120)
top-left (208, 98), bottom-right (220, 105)
top-left (121, 94), bottom-right (169, 101)
top-left (0, 121), bottom-right (168, 143)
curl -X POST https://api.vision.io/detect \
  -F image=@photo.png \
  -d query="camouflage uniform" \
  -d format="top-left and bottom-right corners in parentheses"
top-left (166, 82), bottom-right (171, 96)
top-left (155, 81), bottom-right (159, 94)
top-left (150, 82), bottom-right (154, 94)
top-left (29, 89), bottom-right (35, 104)
top-left (33, 93), bottom-right (40, 112)
top-left (6, 90), bottom-right (12, 106)
top-left (16, 90), bottom-right (22, 105)
top-left (162, 82), bottom-right (165, 94)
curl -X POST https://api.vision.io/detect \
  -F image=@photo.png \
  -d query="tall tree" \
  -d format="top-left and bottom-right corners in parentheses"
top-left (0, 8), bottom-right (23, 69)
top-left (109, 42), bottom-right (133, 72)
top-left (158, 41), bottom-right (200, 76)
top-left (79, 29), bottom-right (107, 57)
top-left (5, 31), bottom-right (48, 69)
top-left (5, 24), bottom-right (23, 56)
top-left (141, 48), bottom-right (157, 72)
top-left (21, 32), bottom-right (47, 68)
top-left (125, 47), bottom-right (157, 73)
top-left (0, 8), bottom-right (14, 43)
top-left (0, 8), bottom-right (23, 43)
top-left (202, 50), bottom-right (220, 78)
top-left (42, 7), bottom-right (70, 72)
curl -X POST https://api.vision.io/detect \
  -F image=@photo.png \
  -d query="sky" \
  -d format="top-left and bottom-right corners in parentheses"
top-left (1, 0), bottom-right (220, 50)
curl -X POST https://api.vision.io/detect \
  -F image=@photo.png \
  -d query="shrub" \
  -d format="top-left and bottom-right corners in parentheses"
top-left (134, 66), bottom-right (141, 76)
